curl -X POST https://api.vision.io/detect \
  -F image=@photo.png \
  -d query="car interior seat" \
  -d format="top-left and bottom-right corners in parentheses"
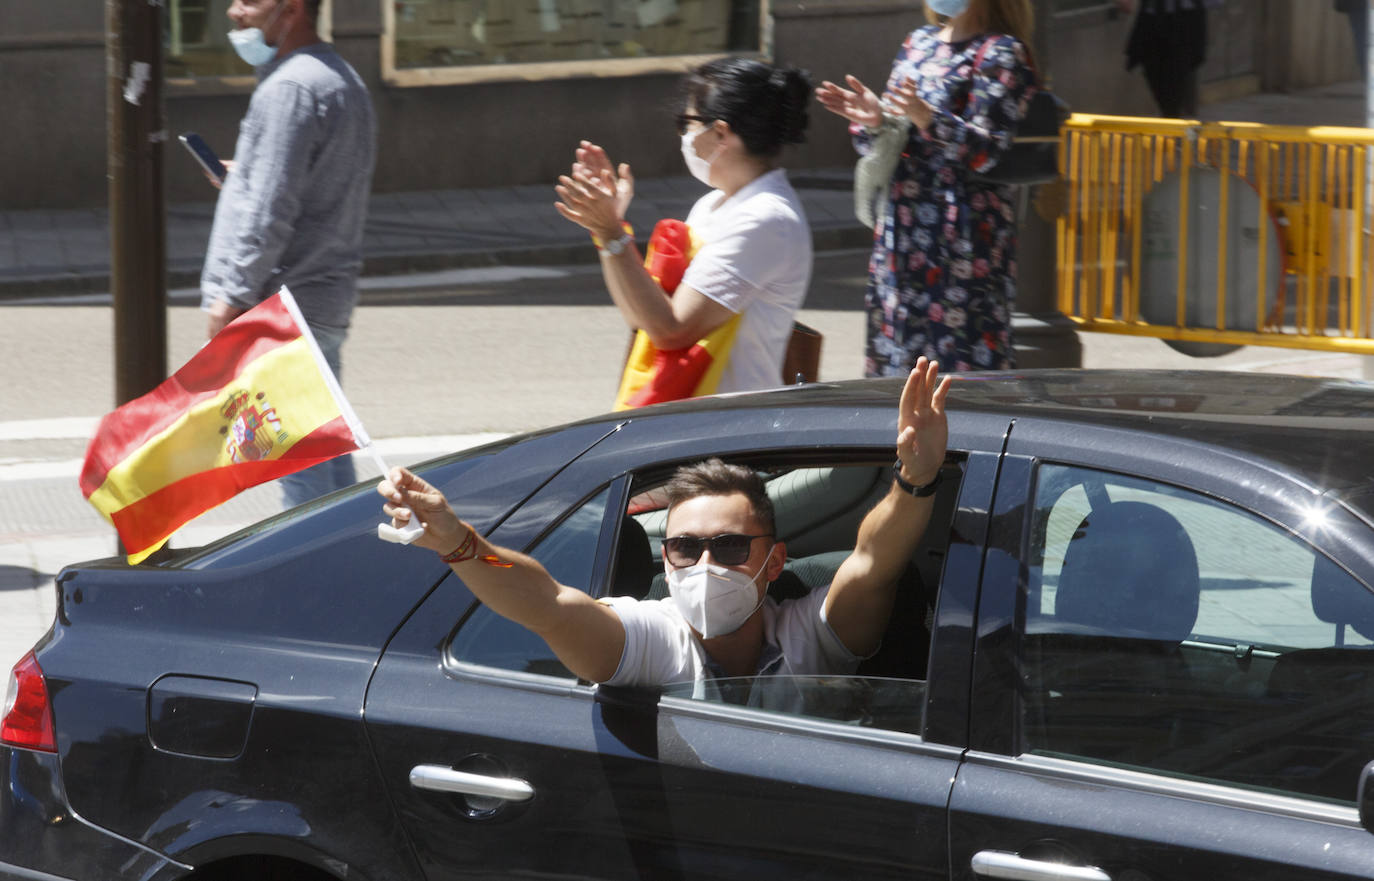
top-left (1261, 555), bottom-right (1374, 801)
top-left (611, 516), bottom-right (659, 600)
top-left (1025, 500), bottom-right (1202, 766)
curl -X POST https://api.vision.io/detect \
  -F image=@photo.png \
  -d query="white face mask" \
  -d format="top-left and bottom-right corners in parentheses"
top-left (667, 558), bottom-right (769, 638)
top-left (228, 0), bottom-right (287, 67)
top-left (926, 0), bottom-right (970, 16)
top-left (680, 127), bottom-right (720, 187)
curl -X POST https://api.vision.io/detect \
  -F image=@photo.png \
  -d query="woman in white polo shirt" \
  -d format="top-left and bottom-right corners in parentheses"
top-left (555, 57), bottom-right (814, 396)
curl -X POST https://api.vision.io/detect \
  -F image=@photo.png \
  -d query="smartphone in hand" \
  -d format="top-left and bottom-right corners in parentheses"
top-left (178, 132), bottom-right (227, 186)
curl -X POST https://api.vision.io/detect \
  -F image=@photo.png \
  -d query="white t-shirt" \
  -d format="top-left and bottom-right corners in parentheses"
top-left (600, 585), bottom-right (862, 694)
top-left (682, 168), bottom-right (813, 394)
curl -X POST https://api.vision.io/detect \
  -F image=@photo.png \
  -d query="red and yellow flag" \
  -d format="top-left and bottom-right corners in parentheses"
top-left (80, 288), bottom-right (365, 563)
top-left (613, 219), bottom-right (741, 411)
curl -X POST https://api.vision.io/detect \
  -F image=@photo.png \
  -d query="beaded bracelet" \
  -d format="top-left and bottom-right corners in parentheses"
top-left (439, 529), bottom-right (515, 568)
top-left (440, 530), bottom-right (478, 563)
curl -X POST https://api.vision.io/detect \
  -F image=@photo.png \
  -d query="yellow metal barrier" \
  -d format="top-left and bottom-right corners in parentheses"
top-left (1057, 113), bottom-right (1374, 355)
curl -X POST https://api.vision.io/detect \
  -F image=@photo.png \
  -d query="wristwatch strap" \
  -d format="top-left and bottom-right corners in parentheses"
top-left (893, 460), bottom-right (942, 497)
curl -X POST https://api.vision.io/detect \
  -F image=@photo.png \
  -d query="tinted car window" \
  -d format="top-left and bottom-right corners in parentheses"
top-left (1023, 463), bottom-right (1374, 804)
top-left (449, 486), bottom-right (612, 680)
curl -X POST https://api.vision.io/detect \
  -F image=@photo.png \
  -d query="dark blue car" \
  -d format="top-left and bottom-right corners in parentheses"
top-left (4, 370), bottom-right (1374, 881)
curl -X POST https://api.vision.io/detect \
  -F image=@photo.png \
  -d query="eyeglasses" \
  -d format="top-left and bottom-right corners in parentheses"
top-left (662, 533), bottom-right (772, 567)
top-left (674, 113), bottom-right (715, 135)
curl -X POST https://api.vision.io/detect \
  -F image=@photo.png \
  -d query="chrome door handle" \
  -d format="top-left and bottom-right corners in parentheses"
top-left (409, 764), bottom-right (535, 803)
top-left (971, 850), bottom-right (1111, 881)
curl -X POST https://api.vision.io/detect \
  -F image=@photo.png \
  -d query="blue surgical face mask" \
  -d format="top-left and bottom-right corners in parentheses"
top-left (927, 0), bottom-right (970, 17)
top-left (228, 1), bottom-right (287, 67)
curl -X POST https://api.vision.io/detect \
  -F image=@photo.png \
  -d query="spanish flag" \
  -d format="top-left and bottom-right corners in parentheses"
top-left (613, 219), bottom-right (741, 411)
top-left (80, 288), bottom-right (366, 563)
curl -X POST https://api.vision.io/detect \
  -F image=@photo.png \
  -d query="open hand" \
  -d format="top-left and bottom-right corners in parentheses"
top-left (554, 158), bottom-right (626, 243)
top-left (574, 141), bottom-right (634, 219)
top-left (815, 75), bottom-right (884, 129)
top-left (888, 76), bottom-right (934, 130)
top-left (895, 356), bottom-right (951, 487)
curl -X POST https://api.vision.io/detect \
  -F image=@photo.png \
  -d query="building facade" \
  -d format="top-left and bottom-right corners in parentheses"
top-left (0, 0), bottom-right (1360, 211)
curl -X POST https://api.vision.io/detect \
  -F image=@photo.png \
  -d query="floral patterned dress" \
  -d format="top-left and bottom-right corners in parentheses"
top-left (858, 26), bottom-right (1036, 375)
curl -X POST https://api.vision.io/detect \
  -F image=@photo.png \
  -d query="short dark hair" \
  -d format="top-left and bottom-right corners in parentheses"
top-left (680, 58), bottom-right (812, 159)
top-left (663, 458), bottom-right (776, 535)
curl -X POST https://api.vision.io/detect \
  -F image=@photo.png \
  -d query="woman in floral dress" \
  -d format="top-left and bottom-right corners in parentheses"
top-left (817, 0), bottom-right (1036, 374)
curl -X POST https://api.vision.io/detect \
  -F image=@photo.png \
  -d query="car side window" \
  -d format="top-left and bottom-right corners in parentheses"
top-left (1022, 463), bottom-right (1374, 805)
top-left (448, 486), bottom-right (612, 681)
top-left (631, 460), bottom-right (961, 735)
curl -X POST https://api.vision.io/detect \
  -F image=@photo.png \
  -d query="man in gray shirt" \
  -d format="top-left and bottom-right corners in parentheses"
top-left (201, 0), bottom-right (376, 507)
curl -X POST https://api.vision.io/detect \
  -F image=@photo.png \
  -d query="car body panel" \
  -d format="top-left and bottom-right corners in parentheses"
top-left (16, 422), bottom-right (620, 879)
top-left (364, 440), bottom-right (1005, 880)
top-left (954, 404), bottom-right (1374, 881)
top-left (4, 372), bottom-right (1374, 880)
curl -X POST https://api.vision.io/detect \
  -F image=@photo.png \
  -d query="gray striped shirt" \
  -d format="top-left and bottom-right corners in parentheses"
top-left (201, 43), bottom-right (376, 330)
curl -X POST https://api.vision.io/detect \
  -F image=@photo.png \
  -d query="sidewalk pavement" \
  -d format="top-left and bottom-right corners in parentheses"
top-left (0, 168), bottom-right (864, 299)
top-left (2, 79), bottom-right (1366, 299)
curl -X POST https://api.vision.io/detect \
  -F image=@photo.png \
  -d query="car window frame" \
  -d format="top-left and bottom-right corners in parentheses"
top-left (437, 445), bottom-right (990, 742)
top-left (971, 441), bottom-right (1374, 813)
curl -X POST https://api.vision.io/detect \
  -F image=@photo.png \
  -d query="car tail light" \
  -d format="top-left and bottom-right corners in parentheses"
top-left (1, 651), bottom-right (56, 752)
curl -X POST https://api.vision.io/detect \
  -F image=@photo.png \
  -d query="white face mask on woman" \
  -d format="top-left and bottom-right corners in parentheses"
top-left (666, 557), bottom-right (770, 638)
top-left (926, 0), bottom-right (970, 16)
top-left (680, 127), bottom-right (722, 187)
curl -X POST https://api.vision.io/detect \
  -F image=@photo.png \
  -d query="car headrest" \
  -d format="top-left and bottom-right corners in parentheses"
top-left (1311, 555), bottom-right (1374, 642)
top-left (612, 516), bottom-right (658, 600)
top-left (1054, 501), bottom-right (1200, 642)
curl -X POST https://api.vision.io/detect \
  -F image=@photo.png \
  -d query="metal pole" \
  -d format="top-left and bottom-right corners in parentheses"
top-left (107, 0), bottom-right (168, 407)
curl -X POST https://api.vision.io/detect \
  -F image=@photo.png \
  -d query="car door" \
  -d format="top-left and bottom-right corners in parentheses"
top-left (950, 420), bottom-right (1374, 881)
top-left (363, 409), bottom-right (1006, 880)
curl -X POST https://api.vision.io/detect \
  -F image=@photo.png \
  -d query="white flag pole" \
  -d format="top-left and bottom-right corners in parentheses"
top-left (276, 286), bottom-right (425, 544)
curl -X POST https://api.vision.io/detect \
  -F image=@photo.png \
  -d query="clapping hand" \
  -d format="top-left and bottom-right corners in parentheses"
top-left (815, 75), bottom-right (884, 129)
top-left (554, 141), bottom-right (632, 241)
top-left (573, 141), bottom-right (634, 219)
top-left (887, 76), bottom-right (934, 131)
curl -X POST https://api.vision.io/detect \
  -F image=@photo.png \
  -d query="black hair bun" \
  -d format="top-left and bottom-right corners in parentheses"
top-left (772, 65), bottom-right (812, 145)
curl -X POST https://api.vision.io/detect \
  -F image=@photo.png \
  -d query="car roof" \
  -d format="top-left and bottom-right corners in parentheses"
top-left (578, 369), bottom-right (1374, 495)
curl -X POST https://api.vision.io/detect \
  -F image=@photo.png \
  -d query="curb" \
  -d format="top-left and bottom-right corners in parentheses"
top-left (0, 223), bottom-right (872, 301)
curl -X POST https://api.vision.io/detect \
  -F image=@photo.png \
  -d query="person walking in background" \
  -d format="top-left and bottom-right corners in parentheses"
top-left (200, 0), bottom-right (376, 508)
top-left (815, 0), bottom-right (1036, 375)
top-left (1336, 0), bottom-right (1369, 80)
top-left (554, 58), bottom-right (814, 397)
top-left (1117, 0), bottom-right (1209, 119)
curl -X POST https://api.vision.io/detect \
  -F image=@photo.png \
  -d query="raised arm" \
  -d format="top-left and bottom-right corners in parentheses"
top-left (824, 357), bottom-right (951, 657)
top-left (379, 467), bottom-right (626, 683)
top-left (553, 144), bottom-right (733, 349)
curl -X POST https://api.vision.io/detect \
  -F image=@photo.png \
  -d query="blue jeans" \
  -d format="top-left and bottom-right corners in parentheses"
top-left (279, 323), bottom-right (357, 509)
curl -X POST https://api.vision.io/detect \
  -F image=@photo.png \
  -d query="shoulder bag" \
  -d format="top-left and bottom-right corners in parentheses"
top-left (853, 112), bottom-right (912, 230)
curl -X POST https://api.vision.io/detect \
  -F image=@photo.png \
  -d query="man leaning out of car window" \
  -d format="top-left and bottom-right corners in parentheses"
top-left (377, 357), bottom-right (950, 688)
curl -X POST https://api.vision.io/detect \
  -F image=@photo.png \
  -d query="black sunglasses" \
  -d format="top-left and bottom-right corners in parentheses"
top-left (674, 113), bottom-right (715, 135)
top-left (663, 533), bottom-right (772, 567)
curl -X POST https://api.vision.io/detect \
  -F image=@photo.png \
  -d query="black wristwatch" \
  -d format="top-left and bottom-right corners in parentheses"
top-left (893, 460), bottom-right (942, 497)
